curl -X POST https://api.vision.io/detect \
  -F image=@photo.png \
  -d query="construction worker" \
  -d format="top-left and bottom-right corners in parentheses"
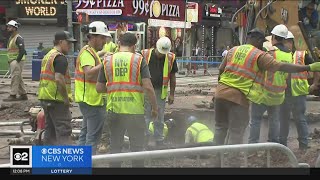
top-left (215, 28), bottom-right (320, 146)
top-left (3, 20), bottom-right (28, 102)
top-left (38, 31), bottom-right (76, 145)
top-left (280, 31), bottom-right (318, 149)
top-left (149, 121), bottom-right (168, 140)
top-left (185, 116), bottom-right (214, 144)
top-left (75, 21), bottom-right (109, 155)
top-left (97, 32), bottom-right (117, 57)
top-left (96, 32), bottom-right (118, 153)
top-left (141, 36), bottom-right (178, 146)
top-left (248, 24), bottom-right (293, 144)
top-left (96, 32), bottom-right (158, 167)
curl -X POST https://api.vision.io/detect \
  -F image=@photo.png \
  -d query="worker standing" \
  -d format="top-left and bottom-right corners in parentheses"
top-left (185, 116), bottom-right (214, 144)
top-left (248, 24), bottom-right (293, 144)
top-left (96, 32), bottom-right (158, 167)
top-left (97, 32), bottom-right (119, 153)
top-left (141, 37), bottom-right (178, 146)
top-left (4, 20), bottom-right (28, 102)
top-left (38, 31), bottom-right (76, 145)
top-left (280, 31), bottom-right (318, 149)
top-left (97, 32), bottom-right (117, 57)
top-left (75, 21), bottom-right (109, 155)
top-left (215, 28), bottom-right (320, 146)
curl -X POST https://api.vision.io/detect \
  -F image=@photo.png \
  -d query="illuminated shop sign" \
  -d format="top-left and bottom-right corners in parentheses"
top-left (16, 0), bottom-right (65, 17)
top-left (74, 0), bottom-right (185, 21)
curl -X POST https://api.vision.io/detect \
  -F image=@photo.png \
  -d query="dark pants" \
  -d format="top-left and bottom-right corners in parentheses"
top-left (214, 98), bottom-right (249, 167)
top-left (214, 98), bottom-right (249, 145)
top-left (41, 101), bottom-right (72, 145)
top-left (109, 112), bottom-right (145, 167)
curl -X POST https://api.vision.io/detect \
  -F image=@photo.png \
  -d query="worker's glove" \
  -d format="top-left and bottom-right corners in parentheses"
top-left (309, 62), bottom-right (320, 71)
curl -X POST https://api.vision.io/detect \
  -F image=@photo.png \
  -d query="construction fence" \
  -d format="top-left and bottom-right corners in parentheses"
top-left (92, 143), bottom-right (310, 168)
top-left (176, 56), bottom-right (223, 76)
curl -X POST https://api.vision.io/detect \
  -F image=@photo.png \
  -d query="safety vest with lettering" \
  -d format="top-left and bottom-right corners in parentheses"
top-left (103, 42), bottom-right (117, 53)
top-left (291, 51), bottom-right (309, 96)
top-left (187, 122), bottom-right (214, 143)
top-left (38, 48), bottom-right (72, 102)
top-left (141, 48), bottom-right (176, 99)
top-left (262, 47), bottom-right (293, 105)
top-left (75, 45), bottom-right (104, 106)
top-left (219, 44), bottom-right (265, 104)
top-left (7, 34), bottom-right (26, 62)
top-left (149, 122), bottom-right (168, 138)
top-left (103, 52), bottom-right (144, 114)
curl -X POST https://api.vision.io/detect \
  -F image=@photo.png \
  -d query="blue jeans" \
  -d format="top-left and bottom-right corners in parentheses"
top-left (78, 102), bottom-right (106, 155)
top-left (248, 103), bottom-right (280, 143)
top-left (144, 89), bottom-right (166, 142)
top-left (279, 95), bottom-right (309, 148)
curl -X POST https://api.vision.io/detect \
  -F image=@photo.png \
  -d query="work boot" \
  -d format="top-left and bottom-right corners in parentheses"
top-left (17, 94), bottom-right (28, 101)
top-left (97, 144), bottom-right (109, 154)
top-left (3, 95), bottom-right (18, 102)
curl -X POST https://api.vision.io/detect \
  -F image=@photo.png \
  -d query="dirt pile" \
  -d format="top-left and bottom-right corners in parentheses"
top-left (0, 100), bottom-right (39, 120)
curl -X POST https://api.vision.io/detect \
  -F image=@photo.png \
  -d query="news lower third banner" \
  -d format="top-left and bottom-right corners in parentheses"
top-left (10, 145), bottom-right (92, 175)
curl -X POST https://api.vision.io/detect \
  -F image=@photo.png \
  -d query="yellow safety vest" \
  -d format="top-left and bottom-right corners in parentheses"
top-left (103, 52), bottom-right (144, 114)
top-left (148, 122), bottom-right (168, 138)
top-left (219, 44), bottom-right (265, 104)
top-left (7, 34), bottom-right (26, 62)
top-left (141, 48), bottom-right (176, 99)
top-left (103, 42), bottom-right (117, 53)
top-left (74, 45), bottom-right (104, 106)
top-left (38, 48), bottom-right (72, 102)
top-left (187, 122), bottom-right (214, 143)
top-left (291, 51), bottom-right (309, 96)
top-left (262, 46), bottom-right (293, 105)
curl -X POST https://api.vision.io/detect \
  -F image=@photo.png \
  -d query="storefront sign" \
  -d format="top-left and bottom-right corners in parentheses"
top-left (186, 2), bottom-right (198, 22)
top-left (148, 18), bottom-right (191, 28)
top-left (16, 0), bottom-right (65, 17)
top-left (204, 4), bottom-right (222, 18)
top-left (74, 0), bottom-right (185, 21)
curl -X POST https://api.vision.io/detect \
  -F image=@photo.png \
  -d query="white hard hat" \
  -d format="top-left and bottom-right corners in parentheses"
top-left (156, 36), bottom-right (171, 54)
top-left (88, 21), bottom-right (109, 37)
top-left (286, 31), bottom-right (295, 39)
top-left (7, 20), bottom-right (20, 28)
top-left (186, 116), bottom-right (197, 125)
top-left (271, 24), bottom-right (288, 38)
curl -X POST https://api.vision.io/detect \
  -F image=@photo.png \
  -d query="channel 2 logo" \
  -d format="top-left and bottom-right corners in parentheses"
top-left (10, 146), bottom-right (32, 168)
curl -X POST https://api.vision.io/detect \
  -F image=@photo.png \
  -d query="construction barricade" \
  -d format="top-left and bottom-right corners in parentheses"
top-left (176, 56), bottom-right (223, 76)
top-left (92, 143), bottom-right (309, 168)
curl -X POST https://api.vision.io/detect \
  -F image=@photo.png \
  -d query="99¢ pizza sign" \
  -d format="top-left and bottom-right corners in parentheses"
top-left (132, 0), bottom-right (182, 18)
top-left (74, 0), bottom-right (185, 21)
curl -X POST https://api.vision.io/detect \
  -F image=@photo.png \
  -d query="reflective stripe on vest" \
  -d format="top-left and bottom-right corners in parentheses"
top-left (291, 51), bottom-right (309, 96)
top-left (7, 34), bottom-right (26, 61)
top-left (74, 45), bottom-right (104, 106)
top-left (188, 122), bottom-right (214, 143)
top-left (104, 52), bottom-right (144, 114)
top-left (219, 44), bottom-right (265, 104)
top-left (262, 47), bottom-right (293, 105)
top-left (38, 48), bottom-right (72, 102)
top-left (141, 48), bottom-right (175, 99)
